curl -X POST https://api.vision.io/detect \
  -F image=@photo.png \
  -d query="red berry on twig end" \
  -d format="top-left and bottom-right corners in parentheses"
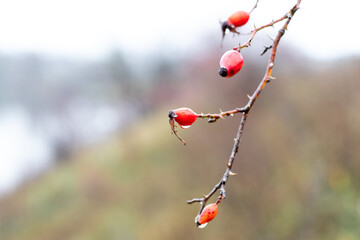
top-left (168, 108), bottom-right (198, 145)
top-left (196, 203), bottom-right (219, 228)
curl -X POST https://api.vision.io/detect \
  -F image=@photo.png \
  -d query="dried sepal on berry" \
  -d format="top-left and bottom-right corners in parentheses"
top-left (221, 0), bottom-right (258, 40)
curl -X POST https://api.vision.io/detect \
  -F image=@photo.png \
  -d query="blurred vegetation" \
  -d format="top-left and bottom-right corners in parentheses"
top-left (0, 43), bottom-right (359, 240)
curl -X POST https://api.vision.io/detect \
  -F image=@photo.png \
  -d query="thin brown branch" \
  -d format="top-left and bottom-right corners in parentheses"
top-left (233, 2), bottom-right (299, 52)
top-left (188, 0), bottom-right (301, 219)
top-left (196, 106), bottom-right (249, 123)
top-left (249, 0), bottom-right (259, 14)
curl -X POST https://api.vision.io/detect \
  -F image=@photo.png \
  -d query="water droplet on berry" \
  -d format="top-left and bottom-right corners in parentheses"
top-left (197, 222), bottom-right (208, 228)
top-left (180, 125), bottom-right (191, 129)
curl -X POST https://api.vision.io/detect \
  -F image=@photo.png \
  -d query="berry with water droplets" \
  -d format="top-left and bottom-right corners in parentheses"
top-left (169, 107), bottom-right (197, 129)
top-left (219, 50), bottom-right (244, 78)
top-left (168, 107), bottom-right (198, 145)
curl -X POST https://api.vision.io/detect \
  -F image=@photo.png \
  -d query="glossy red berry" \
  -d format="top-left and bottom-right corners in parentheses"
top-left (228, 11), bottom-right (250, 28)
top-left (168, 107), bottom-right (198, 145)
top-left (219, 50), bottom-right (244, 78)
top-left (169, 107), bottom-right (197, 129)
top-left (196, 203), bottom-right (218, 227)
top-left (221, 10), bottom-right (250, 39)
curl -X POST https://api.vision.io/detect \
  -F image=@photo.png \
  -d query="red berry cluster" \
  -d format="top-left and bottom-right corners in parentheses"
top-left (168, 5), bottom-right (255, 227)
top-left (219, 8), bottom-right (253, 78)
top-left (169, 7), bottom-right (253, 141)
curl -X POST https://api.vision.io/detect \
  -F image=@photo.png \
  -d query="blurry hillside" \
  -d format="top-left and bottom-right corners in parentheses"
top-left (0, 41), bottom-right (360, 240)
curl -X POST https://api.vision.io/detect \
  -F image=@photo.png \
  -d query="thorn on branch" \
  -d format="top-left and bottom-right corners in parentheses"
top-left (266, 76), bottom-right (276, 83)
top-left (208, 118), bottom-right (217, 123)
top-left (260, 45), bottom-right (272, 56)
top-left (229, 171), bottom-right (237, 176)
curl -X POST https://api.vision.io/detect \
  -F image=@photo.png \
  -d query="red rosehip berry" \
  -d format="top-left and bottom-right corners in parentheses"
top-left (219, 50), bottom-right (244, 78)
top-left (168, 107), bottom-right (198, 145)
top-left (228, 10), bottom-right (250, 28)
top-left (221, 10), bottom-right (250, 39)
top-left (169, 107), bottom-right (198, 129)
top-left (196, 203), bottom-right (219, 228)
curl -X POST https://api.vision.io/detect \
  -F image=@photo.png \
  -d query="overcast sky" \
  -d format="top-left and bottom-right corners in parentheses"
top-left (0, 0), bottom-right (359, 195)
top-left (0, 0), bottom-right (359, 60)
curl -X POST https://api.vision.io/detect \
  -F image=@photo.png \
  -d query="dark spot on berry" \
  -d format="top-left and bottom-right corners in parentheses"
top-left (228, 69), bottom-right (234, 76)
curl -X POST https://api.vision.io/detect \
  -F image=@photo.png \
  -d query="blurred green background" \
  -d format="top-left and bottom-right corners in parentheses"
top-left (1, 1), bottom-right (360, 240)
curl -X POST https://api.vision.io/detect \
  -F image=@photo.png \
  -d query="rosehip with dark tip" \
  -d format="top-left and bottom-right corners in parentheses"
top-left (221, 10), bottom-right (250, 38)
top-left (169, 107), bottom-right (197, 129)
top-left (219, 50), bottom-right (244, 78)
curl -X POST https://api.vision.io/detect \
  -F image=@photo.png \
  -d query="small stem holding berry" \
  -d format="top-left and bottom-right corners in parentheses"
top-left (197, 105), bottom-right (249, 123)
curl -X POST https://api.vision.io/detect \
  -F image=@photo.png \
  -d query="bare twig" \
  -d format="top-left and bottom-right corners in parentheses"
top-left (188, 0), bottom-right (301, 220)
top-left (197, 106), bottom-right (249, 123)
top-left (233, 2), bottom-right (299, 52)
top-left (249, 0), bottom-right (259, 14)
